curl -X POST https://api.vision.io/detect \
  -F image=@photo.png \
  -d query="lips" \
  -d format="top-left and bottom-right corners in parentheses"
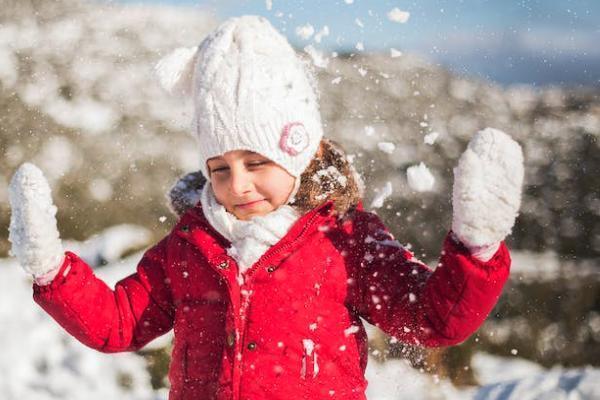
top-left (236, 199), bottom-right (266, 209)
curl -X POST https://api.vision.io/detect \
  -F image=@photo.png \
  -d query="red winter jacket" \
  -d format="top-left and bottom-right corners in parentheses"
top-left (33, 200), bottom-right (510, 399)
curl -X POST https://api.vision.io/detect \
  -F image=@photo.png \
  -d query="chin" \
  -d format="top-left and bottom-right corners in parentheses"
top-left (235, 207), bottom-right (272, 220)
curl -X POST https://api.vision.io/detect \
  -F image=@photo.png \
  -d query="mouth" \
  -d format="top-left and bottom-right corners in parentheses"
top-left (235, 199), bottom-right (266, 209)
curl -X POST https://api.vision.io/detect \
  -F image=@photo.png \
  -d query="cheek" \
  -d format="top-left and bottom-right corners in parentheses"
top-left (260, 170), bottom-right (295, 199)
top-left (210, 180), bottom-right (229, 202)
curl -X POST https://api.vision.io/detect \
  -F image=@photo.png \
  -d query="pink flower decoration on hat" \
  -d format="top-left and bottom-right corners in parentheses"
top-left (280, 122), bottom-right (310, 156)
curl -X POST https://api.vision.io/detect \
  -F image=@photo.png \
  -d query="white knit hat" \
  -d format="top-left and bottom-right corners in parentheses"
top-left (155, 15), bottom-right (324, 183)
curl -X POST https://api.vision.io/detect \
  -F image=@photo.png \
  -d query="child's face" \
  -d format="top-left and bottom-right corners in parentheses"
top-left (207, 150), bottom-right (296, 220)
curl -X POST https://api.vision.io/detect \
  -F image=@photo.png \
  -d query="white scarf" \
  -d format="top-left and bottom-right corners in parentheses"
top-left (200, 183), bottom-right (300, 279)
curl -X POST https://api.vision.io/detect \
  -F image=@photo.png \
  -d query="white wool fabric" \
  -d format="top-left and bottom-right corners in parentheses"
top-left (8, 163), bottom-right (65, 278)
top-left (452, 128), bottom-right (524, 250)
top-left (200, 182), bottom-right (300, 278)
top-left (154, 46), bottom-right (198, 97)
top-left (156, 15), bottom-right (324, 180)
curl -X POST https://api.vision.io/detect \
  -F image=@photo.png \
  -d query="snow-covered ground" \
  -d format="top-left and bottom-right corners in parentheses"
top-left (0, 227), bottom-right (598, 400)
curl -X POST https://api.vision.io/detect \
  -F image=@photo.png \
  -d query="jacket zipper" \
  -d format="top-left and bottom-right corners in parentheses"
top-left (232, 208), bottom-right (327, 399)
top-left (183, 202), bottom-right (332, 399)
top-left (246, 203), bottom-right (335, 277)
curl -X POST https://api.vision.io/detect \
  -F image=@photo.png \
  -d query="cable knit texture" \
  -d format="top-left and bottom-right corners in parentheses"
top-left (155, 16), bottom-right (324, 180)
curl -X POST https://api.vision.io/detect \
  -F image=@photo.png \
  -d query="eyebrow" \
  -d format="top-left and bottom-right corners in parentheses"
top-left (207, 151), bottom-right (259, 163)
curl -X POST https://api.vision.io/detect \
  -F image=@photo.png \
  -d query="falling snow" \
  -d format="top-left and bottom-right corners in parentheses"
top-left (387, 8), bottom-right (411, 24)
top-left (406, 162), bottom-right (435, 192)
top-left (377, 142), bottom-right (396, 154)
top-left (370, 181), bottom-right (393, 209)
top-left (295, 23), bottom-right (314, 40)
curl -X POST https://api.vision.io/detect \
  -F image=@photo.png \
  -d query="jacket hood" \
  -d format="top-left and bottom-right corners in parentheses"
top-left (167, 171), bottom-right (207, 218)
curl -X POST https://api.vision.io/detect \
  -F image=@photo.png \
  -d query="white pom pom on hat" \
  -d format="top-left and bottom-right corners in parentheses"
top-left (154, 47), bottom-right (198, 97)
top-left (154, 15), bottom-right (324, 182)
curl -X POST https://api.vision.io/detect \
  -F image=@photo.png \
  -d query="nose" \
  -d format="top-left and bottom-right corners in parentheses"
top-left (228, 167), bottom-right (252, 197)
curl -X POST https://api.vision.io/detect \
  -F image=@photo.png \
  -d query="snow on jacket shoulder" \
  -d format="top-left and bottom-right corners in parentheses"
top-left (32, 199), bottom-right (510, 400)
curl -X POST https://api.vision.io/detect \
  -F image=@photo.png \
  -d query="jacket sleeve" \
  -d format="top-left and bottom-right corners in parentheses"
top-left (32, 235), bottom-right (175, 353)
top-left (344, 211), bottom-right (511, 347)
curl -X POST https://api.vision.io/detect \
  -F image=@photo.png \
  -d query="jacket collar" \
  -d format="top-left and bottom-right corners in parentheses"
top-left (186, 198), bottom-right (336, 242)
top-left (176, 199), bottom-right (338, 279)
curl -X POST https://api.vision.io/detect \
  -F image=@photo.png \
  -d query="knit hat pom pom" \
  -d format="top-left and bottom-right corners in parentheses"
top-left (154, 47), bottom-right (198, 97)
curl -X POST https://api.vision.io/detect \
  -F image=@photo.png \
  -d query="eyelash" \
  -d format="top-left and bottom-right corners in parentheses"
top-left (211, 161), bottom-right (269, 173)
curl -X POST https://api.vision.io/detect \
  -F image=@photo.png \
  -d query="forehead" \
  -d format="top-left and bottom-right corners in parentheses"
top-left (207, 150), bottom-right (264, 163)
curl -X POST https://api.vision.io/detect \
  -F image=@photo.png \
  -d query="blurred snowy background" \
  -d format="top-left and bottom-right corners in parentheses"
top-left (0, 0), bottom-right (598, 398)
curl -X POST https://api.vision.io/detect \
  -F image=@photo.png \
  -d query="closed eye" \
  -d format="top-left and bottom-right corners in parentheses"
top-left (247, 161), bottom-right (270, 168)
top-left (211, 166), bottom-right (229, 173)
top-left (210, 161), bottom-right (270, 174)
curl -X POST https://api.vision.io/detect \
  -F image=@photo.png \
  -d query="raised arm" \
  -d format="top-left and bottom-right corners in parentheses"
top-left (9, 163), bottom-right (175, 353)
top-left (32, 239), bottom-right (175, 353)
top-left (346, 128), bottom-right (523, 347)
top-left (345, 211), bottom-right (510, 347)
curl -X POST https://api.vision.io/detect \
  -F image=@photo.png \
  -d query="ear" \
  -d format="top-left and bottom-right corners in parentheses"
top-left (154, 47), bottom-right (198, 97)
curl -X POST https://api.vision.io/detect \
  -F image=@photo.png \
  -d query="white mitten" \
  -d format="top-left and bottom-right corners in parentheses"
top-left (452, 128), bottom-right (524, 261)
top-left (8, 163), bottom-right (65, 280)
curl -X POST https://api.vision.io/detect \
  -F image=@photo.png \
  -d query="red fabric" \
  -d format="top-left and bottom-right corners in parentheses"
top-left (33, 200), bottom-right (511, 400)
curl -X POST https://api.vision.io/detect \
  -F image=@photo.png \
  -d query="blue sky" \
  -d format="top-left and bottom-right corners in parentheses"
top-left (114, 0), bottom-right (599, 86)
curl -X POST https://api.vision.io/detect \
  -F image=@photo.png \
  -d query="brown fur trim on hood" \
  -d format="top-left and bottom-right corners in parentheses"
top-left (166, 139), bottom-right (364, 219)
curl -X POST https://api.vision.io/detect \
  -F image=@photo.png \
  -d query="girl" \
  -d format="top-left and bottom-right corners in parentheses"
top-left (8, 16), bottom-right (524, 400)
